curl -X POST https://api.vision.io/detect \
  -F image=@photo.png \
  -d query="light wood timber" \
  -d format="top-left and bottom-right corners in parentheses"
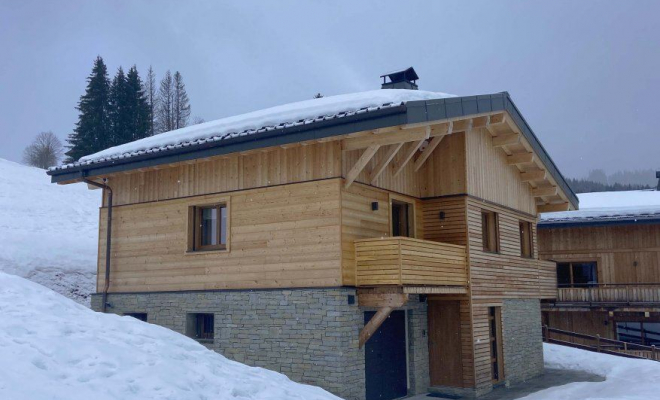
top-left (358, 292), bottom-right (409, 308)
top-left (393, 127), bottom-right (430, 177)
top-left (345, 144), bottom-right (380, 188)
top-left (507, 153), bottom-right (535, 166)
top-left (342, 128), bottom-right (429, 151)
top-left (520, 170), bottom-right (547, 182)
top-left (370, 143), bottom-right (404, 184)
top-left (359, 306), bottom-right (394, 348)
top-left (537, 202), bottom-right (570, 213)
top-left (492, 133), bottom-right (520, 147)
top-left (531, 186), bottom-right (558, 197)
top-left (413, 122), bottom-right (452, 172)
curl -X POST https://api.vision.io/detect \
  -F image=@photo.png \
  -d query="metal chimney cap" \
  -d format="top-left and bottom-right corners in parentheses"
top-left (381, 67), bottom-right (419, 90)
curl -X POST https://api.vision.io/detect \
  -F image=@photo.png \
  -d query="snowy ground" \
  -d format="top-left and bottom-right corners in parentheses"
top-left (0, 273), bottom-right (339, 400)
top-left (0, 158), bottom-right (99, 305)
top-left (521, 343), bottom-right (660, 400)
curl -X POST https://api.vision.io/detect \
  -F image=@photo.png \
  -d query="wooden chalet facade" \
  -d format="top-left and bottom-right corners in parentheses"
top-left (539, 192), bottom-right (660, 355)
top-left (48, 69), bottom-right (577, 400)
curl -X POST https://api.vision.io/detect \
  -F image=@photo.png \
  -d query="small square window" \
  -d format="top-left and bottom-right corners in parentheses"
top-left (190, 204), bottom-right (227, 251)
top-left (186, 313), bottom-right (214, 341)
top-left (481, 211), bottom-right (499, 253)
top-left (519, 221), bottom-right (533, 258)
top-left (124, 312), bottom-right (147, 322)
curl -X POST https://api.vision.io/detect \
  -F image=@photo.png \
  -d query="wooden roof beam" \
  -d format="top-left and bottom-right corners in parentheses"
top-left (345, 144), bottom-right (380, 188)
top-left (370, 143), bottom-right (404, 184)
top-left (531, 186), bottom-right (558, 197)
top-left (537, 202), bottom-right (570, 213)
top-left (393, 127), bottom-right (430, 177)
top-left (493, 133), bottom-right (520, 147)
top-left (520, 169), bottom-right (547, 182)
top-left (343, 128), bottom-right (429, 151)
top-left (413, 122), bottom-right (452, 172)
top-left (507, 152), bottom-right (535, 166)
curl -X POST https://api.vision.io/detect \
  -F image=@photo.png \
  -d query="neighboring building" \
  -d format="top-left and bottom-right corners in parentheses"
top-left (48, 68), bottom-right (577, 400)
top-left (539, 190), bottom-right (660, 348)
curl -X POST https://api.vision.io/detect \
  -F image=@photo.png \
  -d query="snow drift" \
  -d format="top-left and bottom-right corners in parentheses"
top-left (0, 272), bottom-right (339, 400)
top-left (0, 158), bottom-right (99, 304)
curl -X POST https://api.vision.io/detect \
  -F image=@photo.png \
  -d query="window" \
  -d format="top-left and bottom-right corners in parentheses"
top-left (617, 322), bottom-right (660, 346)
top-left (124, 313), bottom-right (147, 322)
top-left (391, 199), bottom-right (414, 238)
top-left (186, 313), bottom-right (214, 341)
top-left (481, 211), bottom-right (499, 253)
top-left (519, 221), bottom-right (533, 258)
top-left (190, 204), bottom-right (227, 251)
top-left (556, 262), bottom-right (598, 288)
top-left (488, 307), bottom-right (504, 383)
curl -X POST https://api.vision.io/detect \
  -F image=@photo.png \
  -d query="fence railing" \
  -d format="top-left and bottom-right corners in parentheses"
top-left (556, 283), bottom-right (660, 304)
top-left (542, 325), bottom-right (660, 362)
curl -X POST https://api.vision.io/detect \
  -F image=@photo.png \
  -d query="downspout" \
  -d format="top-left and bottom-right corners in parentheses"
top-left (84, 177), bottom-right (113, 313)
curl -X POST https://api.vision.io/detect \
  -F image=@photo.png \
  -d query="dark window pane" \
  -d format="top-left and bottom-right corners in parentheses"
top-left (644, 323), bottom-right (660, 346)
top-left (220, 206), bottom-right (227, 245)
top-left (557, 263), bottom-right (571, 287)
top-left (572, 262), bottom-right (597, 286)
top-left (392, 201), bottom-right (412, 238)
top-left (201, 207), bottom-right (218, 246)
top-left (617, 322), bottom-right (643, 344)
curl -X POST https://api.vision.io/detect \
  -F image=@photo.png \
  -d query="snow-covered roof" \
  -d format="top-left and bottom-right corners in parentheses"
top-left (539, 190), bottom-right (660, 226)
top-left (49, 89), bottom-right (454, 172)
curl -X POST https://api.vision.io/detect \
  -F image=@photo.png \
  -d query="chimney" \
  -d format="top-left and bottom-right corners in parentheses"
top-left (381, 67), bottom-right (419, 90)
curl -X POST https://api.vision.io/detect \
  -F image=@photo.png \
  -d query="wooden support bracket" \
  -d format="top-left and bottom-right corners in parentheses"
top-left (359, 307), bottom-right (393, 348)
top-left (370, 143), bottom-right (404, 184)
top-left (493, 133), bottom-right (520, 147)
top-left (507, 152), bottom-right (534, 166)
top-left (345, 145), bottom-right (380, 189)
top-left (358, 292), bottom-right (408, 348)
top-left (531, 186), bottom-right (558, 197)
top-left (537, 202), bottom-right (570, 213)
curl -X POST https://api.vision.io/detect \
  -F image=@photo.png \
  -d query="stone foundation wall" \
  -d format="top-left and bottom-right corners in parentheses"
top-left (92, 289), bottom-right (430, 400)
top-left (501, 299), bottom-right (544, 385)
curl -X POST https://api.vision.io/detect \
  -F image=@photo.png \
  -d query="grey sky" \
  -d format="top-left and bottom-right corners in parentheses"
top-left (1, 1), bottom-right (658, 178)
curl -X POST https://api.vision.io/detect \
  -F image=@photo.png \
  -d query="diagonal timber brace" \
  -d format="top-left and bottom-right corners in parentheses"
top-left (358, 292), bottom-right (408, 348)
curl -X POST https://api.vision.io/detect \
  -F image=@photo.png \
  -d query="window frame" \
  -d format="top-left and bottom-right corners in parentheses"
top-left (616, 321), bottom-right (660, 346)
top-left (186, 313), bottom-right (215, 342)
top-left (481, 210), bottom-right (500, 253)
top-left (556, 261), bottom-right (598, 288)
top-left (188, 202), bottom-right (229, 253)
top-left (519, 220), bottom-right (534, 258)
top-left (124, 312), bottom-right (148, 322)
top-left (389, 195), bottom-right (416, 238)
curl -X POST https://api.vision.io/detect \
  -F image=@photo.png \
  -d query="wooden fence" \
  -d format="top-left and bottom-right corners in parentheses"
top-left (557, 284), bottom-right (660, 304)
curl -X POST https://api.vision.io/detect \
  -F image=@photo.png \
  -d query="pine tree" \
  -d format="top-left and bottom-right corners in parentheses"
top-left (108, 67), bottom-right (130, 146)
top-left (155, 70), bottom-right (174, 133)
top-left (143, 66), bottom-right (157, 136)
top-left (126, 66), bottom-right (150, 141)
top-left (66, 56), bottom-right (111, 162)
top-left (173, 71), bottom-right (191, 129)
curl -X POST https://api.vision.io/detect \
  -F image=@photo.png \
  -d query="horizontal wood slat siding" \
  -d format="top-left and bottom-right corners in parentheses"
top-left (354, 237), bottom-right (467, 287)
top-left (97, 179), bottom-right (342, 292)
top-left (539, 224), bottom-right (660, 285)
top-left (557, 286), bottom-right (660, 303)
top-left (105, 141), bottom-right (342, 206)
top-left (422, 196), bottom-right (468, 246)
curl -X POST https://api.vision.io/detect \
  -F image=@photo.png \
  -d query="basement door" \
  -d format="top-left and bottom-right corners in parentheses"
top-left (364, 310), bottom-right (408, 400)
top-left (428, 300), bottom-right (463, 388)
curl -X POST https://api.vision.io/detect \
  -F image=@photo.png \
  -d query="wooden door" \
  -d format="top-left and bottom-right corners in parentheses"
top-left (428, 301), bottom-right (463, 387)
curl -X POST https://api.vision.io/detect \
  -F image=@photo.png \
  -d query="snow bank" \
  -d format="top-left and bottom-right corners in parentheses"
top-left (522, 344), bottom-right (660, 400)
top-left (0, 273), bottom-right (340, 400)
top-left (0, 158), bottom-right (99, 304)
top-left (70, 89), bottom-right (454, 166)
top-left (540, 190), bottom-right (660, 223)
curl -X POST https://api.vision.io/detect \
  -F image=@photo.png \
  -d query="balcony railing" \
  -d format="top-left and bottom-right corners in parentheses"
top-left (556, 283), bottom-right (660, 304)
top-left (354, 237), bottom-right (467, 287)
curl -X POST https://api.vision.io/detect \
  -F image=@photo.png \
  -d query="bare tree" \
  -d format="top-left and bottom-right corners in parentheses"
top-left (23, 131), bottom-right (63, 169)
top-left (155, 70), bottom-right (174, 133)
top-left (192, 116), bottom-right (205, 125)
top-left (144, 66), bottom-right (158, 136)
top-left (173, 71), bottom-right (191, 129)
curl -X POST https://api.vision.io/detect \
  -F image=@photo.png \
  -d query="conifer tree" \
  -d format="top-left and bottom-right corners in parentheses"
top-left (155, 70), bottom-right (174, 133)
top-left (143, 66), bottom-right (157, 136)
top-left (173, 71), bottom-right (191, 129)
top-left (126, 66), bottom-right (150, 141)
top-left (108, 67), bottom-right (130, 145)
top-left (66, 56), bottom-right (111, 162)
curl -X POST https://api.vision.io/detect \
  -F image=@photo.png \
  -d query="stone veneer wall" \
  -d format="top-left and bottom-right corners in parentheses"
top-left (92, 289), bottom-right (430, 400)
top-left (501, 299), bottom-right (544, 385)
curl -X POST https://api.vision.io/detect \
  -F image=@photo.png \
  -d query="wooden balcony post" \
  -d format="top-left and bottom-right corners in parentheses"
top-left (653, 345), bottom-right (657, 361)
top-left (596, 335), bottom-right (601, 352)
top-left (543, 324), bottom-right (549, 342)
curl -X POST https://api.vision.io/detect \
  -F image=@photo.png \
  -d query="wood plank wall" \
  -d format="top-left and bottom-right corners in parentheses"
top-left (539, 224), bottom-right (660, 284)
top-left (98, 179), bottom-right (342, 292)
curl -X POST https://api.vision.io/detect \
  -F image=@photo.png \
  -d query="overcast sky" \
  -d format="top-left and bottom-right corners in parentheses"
top-left (1, 1), bottom-right (659, 178)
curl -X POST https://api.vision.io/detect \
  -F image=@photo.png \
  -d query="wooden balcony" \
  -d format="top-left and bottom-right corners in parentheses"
top-left (556, 284), bottom-right (660, 305)
top-left (354, 237), bottom-right (468, 288)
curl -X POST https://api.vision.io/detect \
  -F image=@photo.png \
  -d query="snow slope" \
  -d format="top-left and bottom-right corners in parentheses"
top-left (64, 89), bottom-right (454, 166)
top-left (0, 158), bottom-right (99, 304)
top-left (0, 273), bottom-right (339, 400)
top-left (522, 344), bottom-right (660, 400)
top-left (540, 190), bottom-right (660, 223)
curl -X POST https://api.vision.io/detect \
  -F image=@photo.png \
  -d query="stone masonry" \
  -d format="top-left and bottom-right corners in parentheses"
top-left (92, 289), bottom-right (430, 400)
top-left (501, 299), bottom-right (544, 385)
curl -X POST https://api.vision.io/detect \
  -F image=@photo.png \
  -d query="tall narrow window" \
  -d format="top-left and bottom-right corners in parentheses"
top-left (191, 204), bottom-right (227, 251)
top-left (392, 199), bottom-right (414, 238)
top-left (488, 307), bottom-right (504, 383)
top-left (519, 221), bottom-right (533, 258)
top-left (556, 262), bottom-right (598, 288)
top-left (482, 211), bottom-right (499, 253)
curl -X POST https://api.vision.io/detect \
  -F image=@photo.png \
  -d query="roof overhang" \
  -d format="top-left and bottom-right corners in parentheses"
top-left (48, 92), bottom-right (578, 209)
top-left (539, 216), bottom-right (660, 229)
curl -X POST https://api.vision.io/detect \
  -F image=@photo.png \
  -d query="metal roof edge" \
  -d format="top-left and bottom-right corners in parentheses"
top-left (538, 217), bottom-right (660, 229)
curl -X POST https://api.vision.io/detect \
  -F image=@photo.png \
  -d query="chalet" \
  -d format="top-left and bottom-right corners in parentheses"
top-left (539, 189), bottom-right (660, 357)
top-left (48, 68), bottom-right (577, 400)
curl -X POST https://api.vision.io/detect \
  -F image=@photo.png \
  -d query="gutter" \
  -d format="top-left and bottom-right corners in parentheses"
top-left (84, 178), bottom-right (113, 313)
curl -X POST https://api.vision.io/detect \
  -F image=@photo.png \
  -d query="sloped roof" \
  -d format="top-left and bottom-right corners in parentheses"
top-left (539, 190), bottom-right (660, 227)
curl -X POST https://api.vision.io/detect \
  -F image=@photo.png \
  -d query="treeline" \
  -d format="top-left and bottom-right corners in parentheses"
top-left (65, 56), bottom-right (196, 163)
top-left (567, 178), bottom-right (651, 194)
